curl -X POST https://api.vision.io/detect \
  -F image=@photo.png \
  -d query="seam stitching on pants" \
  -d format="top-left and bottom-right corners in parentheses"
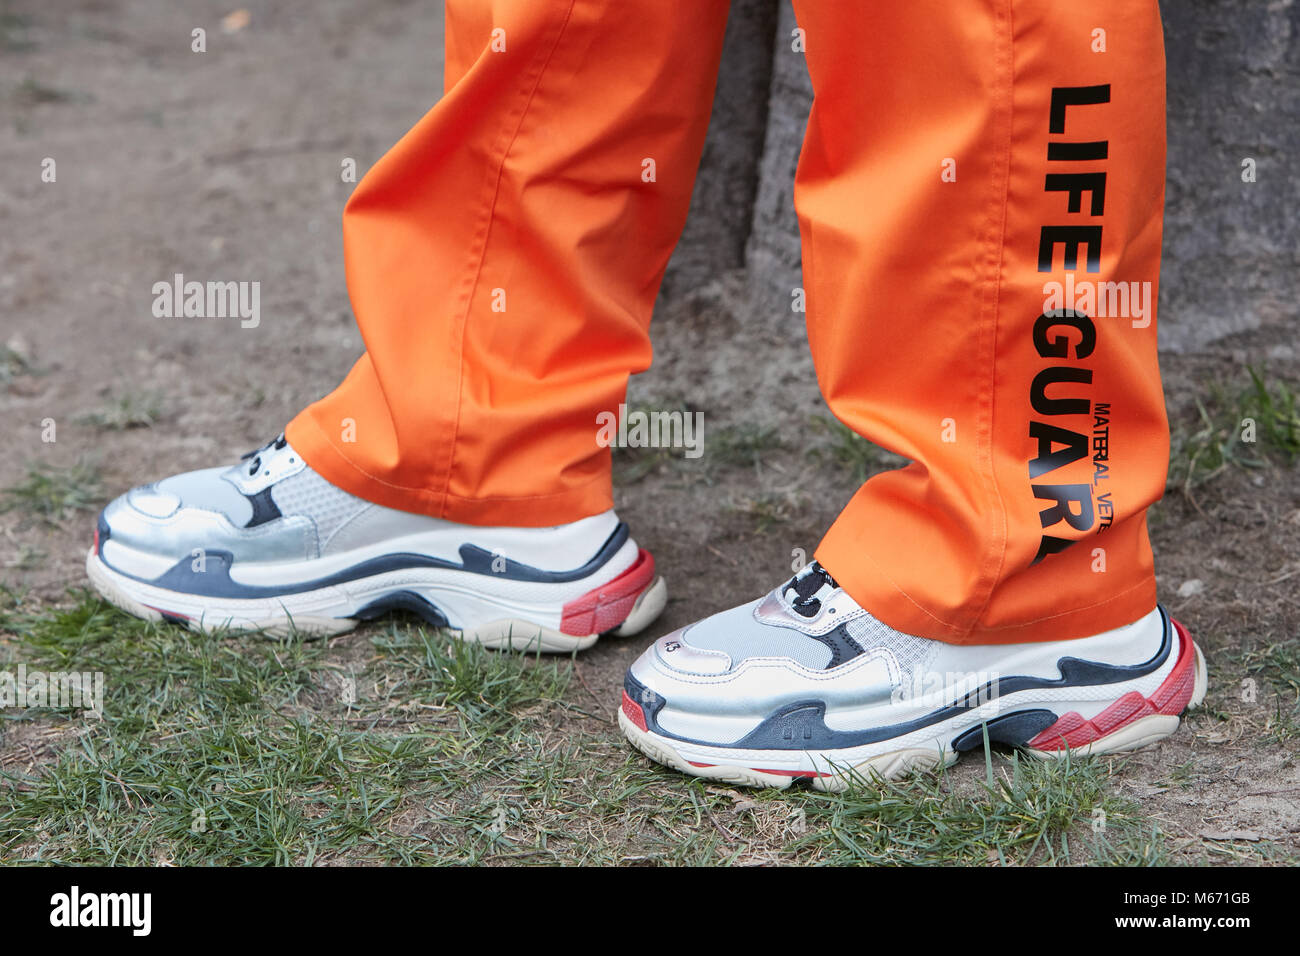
top-left (437, 0), bottom-right (579, 517)
top-left (967, 0), bottom-right (1016, 638)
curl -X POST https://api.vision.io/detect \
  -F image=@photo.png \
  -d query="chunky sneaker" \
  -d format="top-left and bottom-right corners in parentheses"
top-left (87, 435), bottom-right (667, 650)
top-left (620, 562), bottom-right (1206, 790)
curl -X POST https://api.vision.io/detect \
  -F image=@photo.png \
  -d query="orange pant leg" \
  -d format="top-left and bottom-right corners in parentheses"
top-left (802, 1), bottom-right (1169, 643)
top-left (287, 0), bottom-right (730, 524)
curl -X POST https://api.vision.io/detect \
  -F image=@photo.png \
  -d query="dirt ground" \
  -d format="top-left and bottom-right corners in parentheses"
top-left (2, 0), bottom-right (1298, 862)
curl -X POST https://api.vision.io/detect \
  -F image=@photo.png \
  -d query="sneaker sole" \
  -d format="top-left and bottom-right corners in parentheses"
top-left (618, 622), bottom-right (1207, 792)
top-left (87, 546), bottom-right (667, 652)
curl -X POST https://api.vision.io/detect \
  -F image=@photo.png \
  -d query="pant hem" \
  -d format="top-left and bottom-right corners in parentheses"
top-left (816, 539), bottom-right (1157, 645)
top-left (285, 412), bottom-right (613, 527)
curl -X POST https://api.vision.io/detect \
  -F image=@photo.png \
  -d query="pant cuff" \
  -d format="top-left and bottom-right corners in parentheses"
top-left (285, 413), bottom-right (613, 527)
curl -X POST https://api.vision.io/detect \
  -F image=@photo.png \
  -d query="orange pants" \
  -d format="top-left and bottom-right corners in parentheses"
top-left (287, 0), bottom-right (1169, 645)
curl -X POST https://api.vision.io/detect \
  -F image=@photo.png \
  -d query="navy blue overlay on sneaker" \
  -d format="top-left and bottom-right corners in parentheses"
top-left (95, 513), bottom-right (631, 598)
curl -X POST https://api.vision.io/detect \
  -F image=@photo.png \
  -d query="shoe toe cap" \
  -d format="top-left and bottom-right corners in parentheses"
top-left (96, 467), bottom-right (265, 574)
top-left (125, 483), bottom-right (181, 519)
top-left (624, 626), bottom-right (739, 722)
top-left (649, 626), bottom-right (734, 676)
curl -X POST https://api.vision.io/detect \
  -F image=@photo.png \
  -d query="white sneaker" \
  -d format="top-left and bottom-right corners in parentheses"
top-left (87, 435), bottom-right (666, 650)
top-left (620, 562), bottom-right (1206, 789)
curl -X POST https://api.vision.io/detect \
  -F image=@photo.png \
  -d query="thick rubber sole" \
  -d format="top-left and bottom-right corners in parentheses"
top-left (619, 625), bottom-right (1208, 792)
top-left (87, 547), bottom-right (667, 652)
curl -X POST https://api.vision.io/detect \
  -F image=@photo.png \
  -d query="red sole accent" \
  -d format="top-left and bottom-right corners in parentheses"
top-left (143, 603), bottom-right (192, 622)
top-left (621, 690), bottom-right (648, 733)
top-left (683, 760), bottom-right (824, 779)
top-left (559, 548), bottom-right (655, 636)
top-left (1027, 618), bottom-right (1199, 752)
top-left (754, 768), bottom-right (830, 778)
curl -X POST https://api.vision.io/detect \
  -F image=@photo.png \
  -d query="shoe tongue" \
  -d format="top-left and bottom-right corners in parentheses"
top-left (240, 432), bottom-right (288, 462)
top-left (783, 562), bottom-right (838, 617)
top-left (238, 433), bottom-right (290, 478)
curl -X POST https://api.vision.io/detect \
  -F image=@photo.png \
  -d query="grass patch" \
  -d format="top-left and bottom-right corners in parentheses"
top-left (2, 545), bottom-right (44, 572)
top-left (12, 75), bottom-right (75, 108)
top-left (0, 342), bottom-right (39, 385)
top-left (0, 595), bottom-right (1291, 866)
top-left (0, 595), bottom-right (574, 865)
top-left (809, 415), bottom-right (906, 485)
top-left (707, 423), bottom-right (784, 471)
top-left (728, 492), bottom-right (799, 533)
top-left (608, 402), bottom-right (702, 484)
top-left (75, 392), bottom-right (166, 430)
top-left (0, 10), bottom-right (34, 54)
top-left (1205, 639), bottom-right (1300, 746)
top-left (1171, 365), bottom-right (1300, 488)
top-left (1233, 640), bottom-right (1300, 697)
top-left (612, 444), bottom-right (675, 485)
top-left (780, 750), bottom-right (1165, 866)
top-left (0, 460), bottom-right (104, 525)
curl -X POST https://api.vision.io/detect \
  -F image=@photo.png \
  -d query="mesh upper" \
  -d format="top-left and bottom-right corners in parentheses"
top-left (843, 614), bottom-right (939, 675)
top-left (270, 467), bottom-right (369, 549)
